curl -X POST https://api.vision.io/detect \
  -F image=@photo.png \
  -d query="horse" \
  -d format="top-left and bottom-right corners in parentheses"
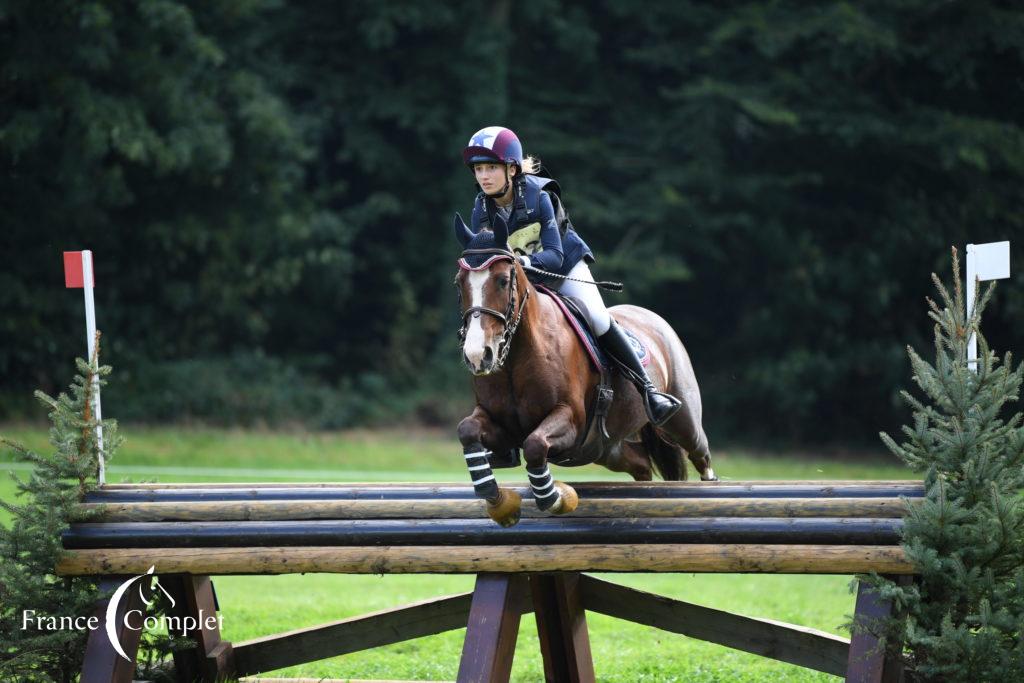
top-left (453, 214), bottom-right (715, 527)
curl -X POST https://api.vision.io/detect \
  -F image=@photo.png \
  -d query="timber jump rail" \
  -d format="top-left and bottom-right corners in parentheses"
top-left (58, 480), bottom-right (922, 683)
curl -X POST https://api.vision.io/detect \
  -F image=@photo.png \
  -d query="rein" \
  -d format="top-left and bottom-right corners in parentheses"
top-left (522, 264), bottom-right (624, 292)
top-left (457, 248), bottom-right (531, 371)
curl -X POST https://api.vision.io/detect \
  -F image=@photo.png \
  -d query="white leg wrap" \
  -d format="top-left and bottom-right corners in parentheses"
top-left (527, 465), bottom-right (561, 511)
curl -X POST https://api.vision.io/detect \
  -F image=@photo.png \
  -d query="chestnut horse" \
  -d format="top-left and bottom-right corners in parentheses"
top-left (453, 214), bottom-right (715, 527)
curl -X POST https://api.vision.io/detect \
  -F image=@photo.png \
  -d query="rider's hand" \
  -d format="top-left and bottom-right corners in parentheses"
top-left (518, 255), bottom-right (531, 269)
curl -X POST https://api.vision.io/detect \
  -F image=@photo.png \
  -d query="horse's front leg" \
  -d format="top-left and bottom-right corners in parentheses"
top-left (457, 406), bottom-right (522, 527)
top-left (523, 404), bottom-right (580, 515)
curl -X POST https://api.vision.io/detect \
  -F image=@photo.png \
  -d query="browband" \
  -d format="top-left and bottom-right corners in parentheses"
top-left (457, 248), bottom-right (516, 272)
top-left (458, 254), bottom-right (513, 271)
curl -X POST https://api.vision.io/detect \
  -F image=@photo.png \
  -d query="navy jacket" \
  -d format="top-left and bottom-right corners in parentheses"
top-left (470, 175), bottom-right (594, 278)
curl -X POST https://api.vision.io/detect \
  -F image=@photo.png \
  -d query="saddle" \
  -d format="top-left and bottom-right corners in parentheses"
top-left (488, 286), bottom-right (650, 469)
top-left (536, 285), bottom-right (651, 372)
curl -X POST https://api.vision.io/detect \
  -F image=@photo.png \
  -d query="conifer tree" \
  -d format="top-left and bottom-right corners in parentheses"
top-left (867, 248), bottom-right (1024, 681)
top-left (0, 338), bottom-right (119, 681)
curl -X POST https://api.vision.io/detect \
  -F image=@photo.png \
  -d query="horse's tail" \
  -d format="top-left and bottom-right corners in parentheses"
top-left (639, 424), bottom-right (686, 481)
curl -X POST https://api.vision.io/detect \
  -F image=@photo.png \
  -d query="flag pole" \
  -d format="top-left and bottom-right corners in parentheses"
top-left (81, 251), bottom-right (105, 484)
top-left (966, 245), bottom-right (978, 373)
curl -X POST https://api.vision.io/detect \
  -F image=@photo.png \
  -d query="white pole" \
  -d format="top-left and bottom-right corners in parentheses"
top-left (81, 250), bottom-right (105, 484)
top-left (966, 244), bottom-right (978, 373)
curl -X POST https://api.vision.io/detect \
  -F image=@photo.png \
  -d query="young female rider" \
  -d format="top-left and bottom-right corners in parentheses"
top-left (461, 126), bottom-right (682, 426)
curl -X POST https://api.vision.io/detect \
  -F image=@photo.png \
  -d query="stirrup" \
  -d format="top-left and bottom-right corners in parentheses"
top-left (644, 389), bottom-right (682, 426)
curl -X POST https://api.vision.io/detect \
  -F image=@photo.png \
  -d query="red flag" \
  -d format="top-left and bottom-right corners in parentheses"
top-left (63, 251), bottom-right (95, 288)
top-left (63, 252), bottom-right (84, 288)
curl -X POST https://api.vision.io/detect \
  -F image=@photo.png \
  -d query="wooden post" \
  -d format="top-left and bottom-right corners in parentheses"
top-left (162, 574), bottom-right (234, 683)
top-left (80, 577), bottom-right (145, 683)
top-left (530, 573), bottom-right (595, 683)
top-left (846, 576), bottom-right (909, 683)
top-left (457, 573), bottom-right (527, 683)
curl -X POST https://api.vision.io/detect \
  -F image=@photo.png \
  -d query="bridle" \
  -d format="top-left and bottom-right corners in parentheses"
top-left (456, 247), bottom-right (531, 371)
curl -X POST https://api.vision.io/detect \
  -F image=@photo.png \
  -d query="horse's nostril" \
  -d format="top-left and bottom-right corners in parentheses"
top-left (483, 347), bottom-right (494, 365)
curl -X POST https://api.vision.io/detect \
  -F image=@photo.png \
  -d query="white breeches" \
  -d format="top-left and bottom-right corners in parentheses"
top-left (555, 261), bottom-right (612, 336)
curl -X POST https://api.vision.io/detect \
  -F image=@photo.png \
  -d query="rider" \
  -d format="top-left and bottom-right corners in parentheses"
top-left (462, 126), bottom-right (682, 426)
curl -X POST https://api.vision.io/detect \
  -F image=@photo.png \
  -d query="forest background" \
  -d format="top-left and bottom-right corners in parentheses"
top-left (3, 0), bottom-right (1022, 447)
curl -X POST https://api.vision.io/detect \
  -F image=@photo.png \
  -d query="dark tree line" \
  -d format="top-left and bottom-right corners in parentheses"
top-left (3, 0), bottom-right (1022, 445)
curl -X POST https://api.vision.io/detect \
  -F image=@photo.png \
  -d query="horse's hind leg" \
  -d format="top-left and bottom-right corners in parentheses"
top-left (658, 388), bottom-right (716, 481)
top-left (604, 440), bottom-right (654, 482)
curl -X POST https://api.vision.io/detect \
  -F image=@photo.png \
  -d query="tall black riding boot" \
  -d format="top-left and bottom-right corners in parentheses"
top-left (599, 320), bottom-right (682, 426)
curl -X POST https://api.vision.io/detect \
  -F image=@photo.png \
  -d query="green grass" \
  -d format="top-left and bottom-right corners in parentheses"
top-left (0, 424), bottom-right (914, 682)
top-left (0, 423), bottom-right (910, 480)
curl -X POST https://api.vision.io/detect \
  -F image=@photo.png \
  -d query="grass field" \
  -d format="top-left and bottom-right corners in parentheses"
top-left (0, 424), bottom-right (913, 682)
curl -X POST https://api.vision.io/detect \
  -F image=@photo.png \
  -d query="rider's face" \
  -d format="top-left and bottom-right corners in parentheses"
top-left (474, 163), bottom-right (515, 195)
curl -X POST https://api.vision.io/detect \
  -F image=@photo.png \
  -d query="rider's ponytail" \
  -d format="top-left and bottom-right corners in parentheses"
top-left (521, 155), bottom-right (541, 175)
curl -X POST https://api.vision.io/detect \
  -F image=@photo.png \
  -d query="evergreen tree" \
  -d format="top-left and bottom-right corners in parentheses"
top-left (865, 248), bottom-right (1024, 681)
top-left (0, 339), bottom-right (117, 681)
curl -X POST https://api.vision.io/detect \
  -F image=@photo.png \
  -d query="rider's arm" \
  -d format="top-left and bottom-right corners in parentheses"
top-left (526, 192), bottom-right (564, 272)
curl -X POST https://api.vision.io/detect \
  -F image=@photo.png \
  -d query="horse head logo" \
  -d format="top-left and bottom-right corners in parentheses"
top-left (104, 566), bottom-right (175, 661)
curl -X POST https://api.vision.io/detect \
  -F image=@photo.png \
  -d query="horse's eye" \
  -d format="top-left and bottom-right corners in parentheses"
top-left (498, 276), bottom-right (509, 289)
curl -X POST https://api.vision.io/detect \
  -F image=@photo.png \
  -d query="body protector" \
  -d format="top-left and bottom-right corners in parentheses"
top-left (469, 174), bottom-right (593, 281)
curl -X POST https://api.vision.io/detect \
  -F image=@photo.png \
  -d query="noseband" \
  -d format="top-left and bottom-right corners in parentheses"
top-left (457, 248), bottom-right (531, 371)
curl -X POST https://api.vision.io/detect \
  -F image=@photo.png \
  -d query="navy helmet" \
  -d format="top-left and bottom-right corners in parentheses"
top-left (462, 126), bottom-right (523, 168)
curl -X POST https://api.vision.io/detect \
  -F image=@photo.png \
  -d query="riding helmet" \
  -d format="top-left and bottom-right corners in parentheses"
top-left (462, 126), bottom-right (523, 168)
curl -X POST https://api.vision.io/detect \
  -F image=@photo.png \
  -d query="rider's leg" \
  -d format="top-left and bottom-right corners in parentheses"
top-left (558, 261), bottom-right (682, 427)
top-left (556, 261), bottom-right (612, 335)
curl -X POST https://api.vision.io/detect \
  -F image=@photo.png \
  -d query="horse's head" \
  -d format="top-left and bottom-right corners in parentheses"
top-left (453, 213), bottom-right (530, 376)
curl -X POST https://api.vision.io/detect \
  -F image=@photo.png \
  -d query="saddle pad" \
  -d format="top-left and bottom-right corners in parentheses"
top-left (535, 285), bottom-right (650, 371)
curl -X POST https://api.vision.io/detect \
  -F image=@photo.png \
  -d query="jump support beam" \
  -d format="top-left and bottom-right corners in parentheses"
top-left (73, 569), bottom-right (909, 683)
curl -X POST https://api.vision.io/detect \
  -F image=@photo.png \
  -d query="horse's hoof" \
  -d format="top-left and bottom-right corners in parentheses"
top-left (486, 488), bottom-right (522, 527)
top-left (547, 481), bottom-right (579, 515)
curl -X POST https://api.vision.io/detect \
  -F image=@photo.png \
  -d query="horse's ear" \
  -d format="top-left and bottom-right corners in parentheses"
top-left (453, 212), bottom-right (473, 248)
top-left (492, 215), bottom-right (509, 249)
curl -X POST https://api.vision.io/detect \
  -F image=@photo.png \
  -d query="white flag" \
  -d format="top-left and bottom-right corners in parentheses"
top-left (968, 241), bottom-right (1010, 282)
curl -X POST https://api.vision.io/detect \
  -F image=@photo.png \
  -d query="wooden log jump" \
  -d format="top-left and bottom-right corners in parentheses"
top-left (57, 543), bottom-right (914, 576)
top-left (77, 496), bottom-right (911, 521)
top-left (60, 480), bottom-right (922, 683)
top-left (63, 517), bottom-right (904, 548)
top-left (82, 480), bottom-right (926, 501)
